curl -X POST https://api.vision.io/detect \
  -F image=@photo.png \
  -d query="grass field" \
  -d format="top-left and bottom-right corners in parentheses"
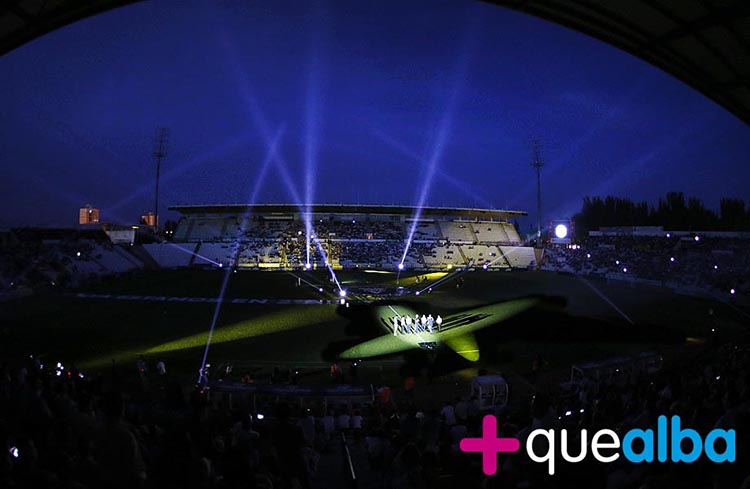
top-left (1, 269), bottom-right (747, 384)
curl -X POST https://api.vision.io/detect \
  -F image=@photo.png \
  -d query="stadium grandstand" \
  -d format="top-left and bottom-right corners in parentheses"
top-left (155, 204), bottom-right (536, 271)
top-left (0, 205), bottom-right (535, 296)
top-left (0, 227), bottom-right (144, 295)
top-left (542, 226), bottom-right (750, 297)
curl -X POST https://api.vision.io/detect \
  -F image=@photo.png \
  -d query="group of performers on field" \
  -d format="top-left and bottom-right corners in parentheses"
top-left (391, 313), bottom-right (443, 335)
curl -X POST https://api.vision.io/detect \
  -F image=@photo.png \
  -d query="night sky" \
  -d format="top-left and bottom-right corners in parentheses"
top-left (1, 0), bottom-right (748, 230)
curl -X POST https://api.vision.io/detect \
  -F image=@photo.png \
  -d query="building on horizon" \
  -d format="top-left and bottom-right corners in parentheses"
top-left (140, 212), bottom-right (157, 227)
top-left (79, 205), bottom-right (100, 225)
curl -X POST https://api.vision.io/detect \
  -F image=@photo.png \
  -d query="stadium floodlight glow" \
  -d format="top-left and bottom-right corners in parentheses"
top-left (622, 267), bottom-right (628, 273)
top-left (695, 235), bottom-right (700, 242)
top-left (554, 224), bottom-right (568, 239)
top-left (75, 251), bottom-right (81, 257)
top-left (483, 264), bottom-right (488, 270)
top-left (340, 298), bottom-right (346, 305)
top-left (670, 257), bottom-right (675, 262)
top-left (615, 260), bottom-right (620, 265)
top-left (415, 291), bottom-right (420, 296)
top-left (218, 263), bottom-right (224, 268)
top-left (714, 265), bottom-right (718, 270)
top-left (339, 289), bottom-right (347, 297)
top-left (398, 263), bottom-right (404, 270)
top-left (666, 233), bottom-right (671, 238)
top-left (730, 288), bottom-right (736, 295)
top-left (318, 287), bottom-right (323, 293)
top-left (305, 263), bottom-right (312, 270)
top-left (586, 253), bottom-right (591, 259)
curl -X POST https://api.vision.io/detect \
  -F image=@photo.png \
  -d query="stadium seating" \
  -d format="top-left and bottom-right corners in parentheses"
top-left (461, 244), bottom-right (509, 268)
top-left (411, 221), bottom-right (442, 240)
top-left (152, 214), bottom-right (536, 272)
top-left (499, 245), bottom-right (537, 269)
top-left (502, 222), bottom-right (522, 243)
top-left (472, 221), bottom-right (510, 242)
top-left (437, 221), bottom-right (476, 242)
top-left (195, 242), bottom-right (238, 267)
top-left (188, 218), bottom-right (229, 241)
top-left (419, 242), bottom-right (466, 267)
top-left (94, 244), bottom-right (143, 272)
top-left (542, 234), bottom-right (750, 295)
top-left (143, 242), bottom-right (198, 268)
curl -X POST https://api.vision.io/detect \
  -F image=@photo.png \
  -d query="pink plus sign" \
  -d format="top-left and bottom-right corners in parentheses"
top-left (459, 415), bottom-right (520, 475)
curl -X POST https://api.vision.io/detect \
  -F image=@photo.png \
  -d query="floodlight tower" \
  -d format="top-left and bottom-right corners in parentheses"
top-left (152, 127), bottom-right (169, 229)
top-left (531, 139), bottom-right (544, 244)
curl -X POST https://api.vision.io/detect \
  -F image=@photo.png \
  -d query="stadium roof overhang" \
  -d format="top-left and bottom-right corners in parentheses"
top-left (483, 0), bottom-right (750, 124)
top-left (0, 0), bottom-right (141, 55)
top-left (1, 1), bottom-right (748, 123)
top-left (169, 204), bottom-right (527, 220)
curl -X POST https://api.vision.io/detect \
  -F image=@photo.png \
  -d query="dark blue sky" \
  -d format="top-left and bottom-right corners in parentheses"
top-left (1, 0), bottom-right (748, 229)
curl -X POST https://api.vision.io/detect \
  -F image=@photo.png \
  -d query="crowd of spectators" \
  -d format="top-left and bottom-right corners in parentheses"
top-left (187, 219), bottom-right (526, 271)
top-left (315, 343), bottom-right (744, 489)
top-left (543, 235), bottom-right (750, 296)
top-left (0, 233), bottom-right (141, 294)
top-left (0, 356), bottom-right (342, 489)
top-left (2, 334), bottom-right (749, 489)
top-left (0, 217), bottom-right (531, 295)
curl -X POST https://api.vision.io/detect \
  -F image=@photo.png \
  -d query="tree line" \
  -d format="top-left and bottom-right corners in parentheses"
top-left (573, 192), bottom-right (750, 234)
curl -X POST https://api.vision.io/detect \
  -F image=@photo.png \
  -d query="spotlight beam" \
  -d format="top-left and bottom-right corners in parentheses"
top-left (399, 101), bottom-right (457, 267)
top-left (286, 272), bottom-right (328, 295)
top-left (196, 126), bottom-right (285, 383)
top-left (304, 59), bottom-right (320, 269)
top-left (576, 275), bottom-right (634, 324)
top-left (224, 39), bottom-right (340, 298)
top-left (416, 269), bottom-right (465, 295)
top-left (107, 133), bottom-right (252, 215)
top-left (397, 23), bottom-right (476, 268)
top-left (164, 241), bottom-right (222, 267)
top-left (372, 129), bottom-right (495, 209)
top-left (227, 47), bottom-right (335, 286)
top-left (311, 236), bottom-right (344, 294)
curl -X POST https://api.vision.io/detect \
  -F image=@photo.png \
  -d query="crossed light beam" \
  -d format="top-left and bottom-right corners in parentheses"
top-left (399, 80), bottom-right (465, 271)
top-left (197, 126), bottom-right (286, 382)
top-left (372, 128), bottom-right (496, 209)
top-left (304, 52), bottom-right (321, 269)
top-left (106, 132), bottom-right (253, 217)
top-left (397, 19), bottom-right (477, 272)
top-left (554, 111), bottom-right (723, 219)
top-left (504, 76), bottom-right (657, 218)
top-left (223, 39), bottom-right (345, 297)
top-left (245, 97), bottom-right (343, 293)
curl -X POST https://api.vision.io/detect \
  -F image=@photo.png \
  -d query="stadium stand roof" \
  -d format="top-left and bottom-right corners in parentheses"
top-left (169, 204), bottom-right (526, 220)
top-left (1, 1), bottom-right (748, 122)
top-left (0, 0), bottom-right (139, 55)
top-left (484, 0), bottom-right (750, 123)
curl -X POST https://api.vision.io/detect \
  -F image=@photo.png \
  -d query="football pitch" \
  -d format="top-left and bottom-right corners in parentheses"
top-left (1, 269), bottom-right (746, 383)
